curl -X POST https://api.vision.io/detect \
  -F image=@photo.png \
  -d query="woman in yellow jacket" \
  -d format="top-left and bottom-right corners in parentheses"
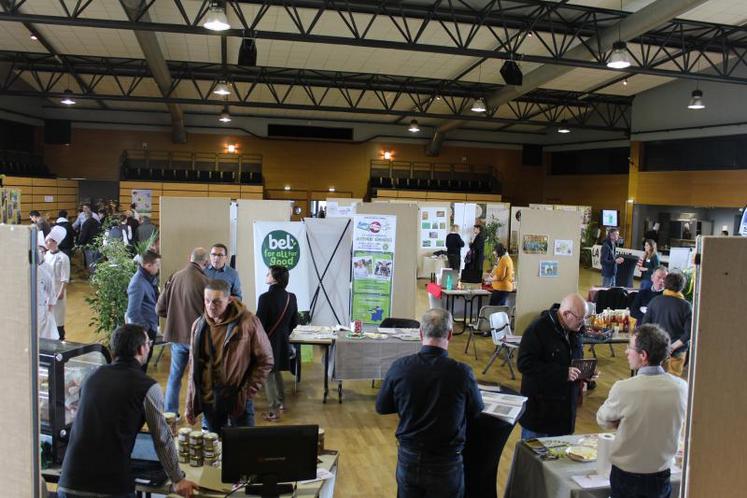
top-left (487, 243), bottom-right (514, 306)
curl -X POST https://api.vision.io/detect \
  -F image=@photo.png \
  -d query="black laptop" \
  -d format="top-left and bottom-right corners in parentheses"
top-left (130, 432), bottom-right (168, 487)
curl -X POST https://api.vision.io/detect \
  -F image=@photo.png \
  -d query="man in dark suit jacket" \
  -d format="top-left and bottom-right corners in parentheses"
top-left (630, 266), bottom-right (667, 320)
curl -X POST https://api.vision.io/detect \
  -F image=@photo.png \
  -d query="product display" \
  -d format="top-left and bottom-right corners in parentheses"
top-left (39, 339), bottom-right (111, 463)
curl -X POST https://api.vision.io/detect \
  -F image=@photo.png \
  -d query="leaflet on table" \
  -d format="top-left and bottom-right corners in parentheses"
top-left (351, 214), bottom-right (396, 325)
top-left (480, 391), bottom-right (527, 424)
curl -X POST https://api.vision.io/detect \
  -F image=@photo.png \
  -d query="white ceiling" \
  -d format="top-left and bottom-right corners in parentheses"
top-left (2, 0), bottom-right (746, 130)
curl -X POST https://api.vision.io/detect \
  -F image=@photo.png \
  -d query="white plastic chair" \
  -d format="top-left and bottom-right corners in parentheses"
top-left (482, 311), bottom-right (522, 379)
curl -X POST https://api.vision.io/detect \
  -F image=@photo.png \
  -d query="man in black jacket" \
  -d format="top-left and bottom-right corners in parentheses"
top-left (445, 225), bottom-right (465, 273)
top-left (54, 210), bottom-right (76, 259)
top-left (517, 294), bottom-right (587, 439)
top-left (77, 210), bottom-right (101, 272)
top-left (600, 228), bottom-right (624, 287)
top-left (59, 324), bottom-right (197, 498)
top-left (630, 266), bottom-right (668, 321)
top-left (641, 271), bottom-right (692, 377)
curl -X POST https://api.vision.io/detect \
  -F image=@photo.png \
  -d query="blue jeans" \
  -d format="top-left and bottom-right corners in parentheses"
top-left (489, 290), bottom-right (510, 306)
top-left (602, 275), bottom-right (616, 288)
top-left (202, 399), bottom-right (255, 434)
top-left (610, 465), bottom-right (672, 498)
top-left (395, 446), bottom-right (464, 498)
top-left (521, 427), bottom-right (550, 440)
top-left (164, 343), bottom-right (190, 414)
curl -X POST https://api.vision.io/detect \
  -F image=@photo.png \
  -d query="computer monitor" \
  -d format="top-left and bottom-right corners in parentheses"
top-left (222, 425), bottom-right (319, 497)
top-left (439, 268), bottom-right (459, 287)
top-left (601, 209), bottom-right (619, 227)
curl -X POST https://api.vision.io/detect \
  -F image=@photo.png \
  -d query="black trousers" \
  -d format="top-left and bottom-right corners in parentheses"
top-left (447, 254), bottom-right (461, 272)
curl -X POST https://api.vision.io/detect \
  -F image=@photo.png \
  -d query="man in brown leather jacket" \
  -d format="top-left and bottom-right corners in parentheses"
top-left (185, 279), bottom-right (274, 432)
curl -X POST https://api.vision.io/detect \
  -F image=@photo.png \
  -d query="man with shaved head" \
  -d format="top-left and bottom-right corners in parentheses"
top-left (157, 247), bottom-right (210, 416)
top-left (517, 293), bottom-right (587, 439)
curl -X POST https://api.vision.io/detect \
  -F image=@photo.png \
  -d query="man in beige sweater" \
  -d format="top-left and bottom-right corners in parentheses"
top-left (597, 324), bottom-right (687, 498)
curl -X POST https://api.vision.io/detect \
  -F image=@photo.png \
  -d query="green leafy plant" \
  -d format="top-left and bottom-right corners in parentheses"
top-left (483, 216), bottom-right (504, 268)
top-left (84, 228), bottom-right (137, 345)
top-left (133, 228), bottom-right (159, 257)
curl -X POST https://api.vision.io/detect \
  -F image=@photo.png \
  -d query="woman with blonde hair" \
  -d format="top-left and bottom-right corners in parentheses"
top-left (637, 239), bottom-right (660, 290)
top-left (487, 243), bottom-right (514, 306)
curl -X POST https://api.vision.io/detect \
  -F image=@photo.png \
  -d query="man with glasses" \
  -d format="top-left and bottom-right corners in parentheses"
top-left (597, 324), bottom-right (687, 498)
top-left (59, 324), bottom-right (198, 498)
top-left (517, 293), bottom-right (587, 439)
top-left (204, 243), bottom-right (242, 300)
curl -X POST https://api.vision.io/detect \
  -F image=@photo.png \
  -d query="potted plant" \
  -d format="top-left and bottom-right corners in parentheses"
top-left (483, 216), bottom-right (504, 270)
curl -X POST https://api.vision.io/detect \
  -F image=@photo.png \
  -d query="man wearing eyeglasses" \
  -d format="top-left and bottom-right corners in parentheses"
top-left (204, 243), bottom-right (242, 300)
top-left (517, 293), bottom-right (587, 440)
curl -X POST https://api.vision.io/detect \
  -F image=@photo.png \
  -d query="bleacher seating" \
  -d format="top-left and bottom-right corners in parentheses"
top-left (119, 150), bottom-right (263, 185)
top-left (0, 150), bottom-right (53, 178)
top-left (367, 159), bottom-right (501, 196)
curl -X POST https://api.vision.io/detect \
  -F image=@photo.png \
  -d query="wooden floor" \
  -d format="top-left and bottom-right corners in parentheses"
top-left (63, 267), bottom-right (633, 498)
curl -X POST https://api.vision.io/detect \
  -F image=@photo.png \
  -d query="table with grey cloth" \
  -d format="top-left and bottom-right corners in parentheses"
top-left (330, 333), bottom-right (421, 402)
top-left (504, 434), bottom-right (681, 498)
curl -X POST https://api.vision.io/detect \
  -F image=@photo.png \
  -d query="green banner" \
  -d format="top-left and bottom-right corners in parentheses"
top-left (351, 214), bottom-right (396, 324)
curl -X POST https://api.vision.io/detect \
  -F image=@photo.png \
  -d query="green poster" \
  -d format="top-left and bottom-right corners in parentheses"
top-left (351, 214), bottom-right (397, 324)
top-left (352, 250), bottom-right (393, 295)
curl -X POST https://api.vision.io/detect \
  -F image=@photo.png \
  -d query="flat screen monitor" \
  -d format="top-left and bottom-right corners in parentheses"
top-left (601, 209), bottom-right (619, 227)
top-left (222, 425), bottom-right (318, 495)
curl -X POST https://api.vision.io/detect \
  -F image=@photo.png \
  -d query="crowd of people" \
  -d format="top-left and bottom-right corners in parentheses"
top-left (43, 208), bottom-right (693, 498)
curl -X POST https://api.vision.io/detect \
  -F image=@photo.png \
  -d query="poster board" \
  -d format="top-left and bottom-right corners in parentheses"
top-left (131, 189), bottom-right (153, 218)
top-left (1, 188), bottom-right (22, 224)
top-left (419, 206), bottom-right (448, 250)
top-left (236, 200), bottom-right (292, 310)
top-left (305, 218), bottom-right (353, 325)
top-left (515, 209), bottom-right (582, 333)
top-left (351, 214), bottom-right (397, 324)
top-left (0, 225), bottom-right (39, 497)
top-left (253, 221), bottom-right (311, 310)
top-left (357, 202), bottom-right (418, 321)
top-left (160, 197), bottom-right (231, 286)
top-left (326, 197), bottom-right (361, 218)
top-left (683, 237), bottom-right (747, 497)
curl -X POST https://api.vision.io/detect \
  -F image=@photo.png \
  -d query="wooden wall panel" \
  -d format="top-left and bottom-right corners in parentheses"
top-left (0, 225), bottom-right (39, 497)
top-left (1, 176), bottom-right (79, 221)
top-left (42, 128), bottom-right (528, 201)
top-left (542, 174), bottom-right (628, 224)
top-left (636, 170), bottom-right (747, 207)
top-left (683, 237), bottom-right (747, 496)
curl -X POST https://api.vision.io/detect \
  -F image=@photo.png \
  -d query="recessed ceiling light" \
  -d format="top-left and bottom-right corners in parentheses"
top-left (284, 185), bottom-right (291, 191)
top-left (30, 33), bottom-right (38, 41)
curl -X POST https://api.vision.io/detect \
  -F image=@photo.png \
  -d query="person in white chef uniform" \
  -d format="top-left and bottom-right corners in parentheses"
top-left (44, 226), bottom-right (71, 341)
top-left (37, 243), bottom-right (58, 340)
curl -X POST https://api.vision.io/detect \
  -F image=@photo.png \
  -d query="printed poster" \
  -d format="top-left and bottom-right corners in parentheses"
top-left (522, 234), bottom-right (549, 254)
top-left (351, 214), bottom-right (396, 324)
top-left (419, 206), bottom-right (448, 249)
top-left (131, 189), bottom-right (152, 217)
top-left (327, 201), bottom-right (357, 218)
top-left (253, 221), bottom-right (311, 310)
top-left (0, 188), bottom-right (21, 224)
top-left (554, 239), bottom-right (574, 256)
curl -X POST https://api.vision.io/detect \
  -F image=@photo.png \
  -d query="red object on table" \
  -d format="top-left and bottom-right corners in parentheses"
top-left (426, 282), bottom-right (442, 299)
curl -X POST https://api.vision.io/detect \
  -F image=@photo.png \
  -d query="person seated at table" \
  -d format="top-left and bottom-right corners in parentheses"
top-left (486, 243), bottom-right (514, 306)
top-left (375, 309), bottom-right (484, 498)
top-left (630, 266), bottom-right (667, 321)
top-left (597, 324), bottom-right (687, 498)
top-left (637, 239), bottom-right (660, 290)
top-left (58, 324), bottom-right (198, 498)
top-left (517, 294), bottom-right (586, 439)
top-left (641, 272), bottom-right (692, 377)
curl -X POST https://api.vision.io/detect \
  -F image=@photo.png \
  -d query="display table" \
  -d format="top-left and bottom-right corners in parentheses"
top-left (441, 288), bottom-right (492, 333)
top-left (44, 451), bottom-right (339, 498)
top-left (332, 331), bottom-right (421, 402)
top-left (504, 435), bottom-right (681, 498)
top-left (290, 327), bottom-right (336, 403)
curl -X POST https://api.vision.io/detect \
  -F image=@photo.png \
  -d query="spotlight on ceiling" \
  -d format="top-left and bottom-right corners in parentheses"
top-left (284, 185), bottom-right (291, 191)
top-left (500, 60), bottom-right (523, 86)
top-left (30, 33), bottom-right (38, 41)
top-left (687, 89), bottom-right (705, 110)
top-left (218, 107), bottom-right (231, 123)
top-left (60, 89), bottom-right (76, 106)
top-left (557, 120), bottom-right (571, 134)
top-left (622, 78), bottom-right (628, 86)
top-left (408, 119), bottom-right (420, 133)
top-left (238, 38), bottom-right (257, 67)
top-left (213, 81), bottom-right (231, 96)
top-left (607, 41), bottom-right (631, 69)
top-left (202, 2), bottom-right (230, 31)
top-left (470, 97), bottom-right (487, 113)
